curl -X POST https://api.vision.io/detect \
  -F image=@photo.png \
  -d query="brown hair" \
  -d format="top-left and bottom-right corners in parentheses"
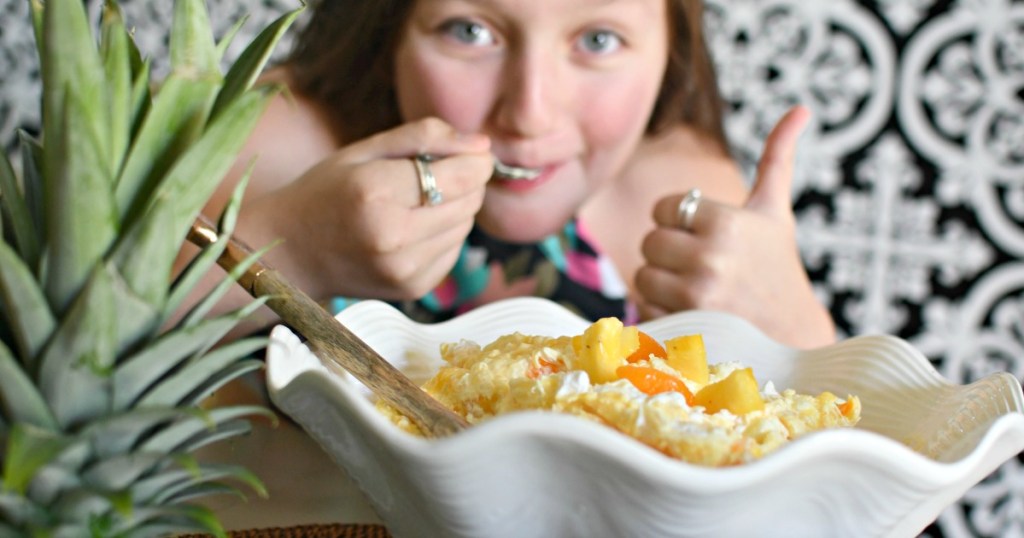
top-left (288, 0), bottom-right (729, 152)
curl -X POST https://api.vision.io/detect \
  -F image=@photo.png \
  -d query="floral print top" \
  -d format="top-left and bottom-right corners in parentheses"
top-left (328, 218), bottom-right (638, 324)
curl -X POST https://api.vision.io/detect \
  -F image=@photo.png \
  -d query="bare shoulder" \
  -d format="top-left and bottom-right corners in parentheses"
top-left (204, 66), bottom-right (339, 215)
top-left (245, 67), bottom-right (339, 186)
top-left (622, 124), bottom-right (747, 207)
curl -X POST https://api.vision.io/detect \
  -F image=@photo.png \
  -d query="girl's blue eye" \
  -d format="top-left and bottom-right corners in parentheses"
top-left (579, 30), bottom-right (622, 54)
top-left (442, 20), bottom-right (494, 46)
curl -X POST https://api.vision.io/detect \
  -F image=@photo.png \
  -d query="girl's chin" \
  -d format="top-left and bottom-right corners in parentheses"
top-left (476, 178), bottom-right (585, 243)
top-left (474, 212), bottom-right (568, 244)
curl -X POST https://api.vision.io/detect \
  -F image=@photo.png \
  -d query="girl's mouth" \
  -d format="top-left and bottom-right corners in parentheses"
top-left (493, 157), bottom-right (543, 181)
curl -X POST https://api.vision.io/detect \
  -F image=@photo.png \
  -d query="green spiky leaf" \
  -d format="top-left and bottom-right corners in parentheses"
top-left (215, 15), bottom-right (249, 62)
top-left (37, 265), bottom-right (117, 429)
top-left (125, 505), bottom-right (226, 538)
top-left (48, 488), bottom-right (111, 527)
top-left (35, 262), bottom-right (157, 429)
top-left (140, 406), bottom-right (275, 454)
top-left (184, 360), bottom-right (265, 407)
top-left (0, 521), bottom-right (23, 538)
top-left (83, 407), bottom-right (201, 460)
top-left (25, 463), bottom-right (82, 508)
top-left (161, 482), bottom-right (240, 505)
top-left (40, 0), bottom-right (118, 314)
top-left (2, 424), bottom-right (70, 495)
top-left (17, 132), bottom-right (45, 264)
top-left (138, 338), bottom-right (266, 408)
top-left (127, 59), bottom-right (153, 141)
top-left (0, 339), bottom-right (56, 431)
top-left (44, 90), bottom-right (119, 316)
top-left (0, 146), bottom-right (39, 267)
top-left (114, 87), bottom-right (276, 306)
top-left (211, 6), bottom-right (303, 121)
top-left (0, 241), bottom-right (55, 366)
top-left (131, 461), bottom-right (257, 505)
top-left (0, 490), bottom-right (49, 529)
top-left (115, 73), bottom-right (220, 226)
top-left (28, 0), bottom-right (42, 61)
top-left (180, 242), bottom-right (276, 329)
top-left (100, 0), bottom-right (134, 177)
top-left (176, 419), bottom-right (253, 455)
top-left (162, 159), bottom-right (254, 326)
top-left (170, 0), bottom-right (220, 77)
top-left (112, 299), bottom-right (268, 411)
top-left (82, 452), bottom-right (165, 492)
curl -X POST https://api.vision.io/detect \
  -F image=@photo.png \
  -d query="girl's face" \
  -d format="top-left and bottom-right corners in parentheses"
top-left (394, 0), bottom-right (670, 242)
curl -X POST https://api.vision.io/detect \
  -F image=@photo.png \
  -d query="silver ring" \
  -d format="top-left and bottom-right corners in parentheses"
top-left (677, 188), bottom-right (702, 232)
top-left (413, 154), bottom-right (443, 207)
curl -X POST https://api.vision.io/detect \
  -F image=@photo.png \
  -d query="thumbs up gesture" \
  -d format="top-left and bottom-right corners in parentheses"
top-left (635, 106), bottom-right (836, 349)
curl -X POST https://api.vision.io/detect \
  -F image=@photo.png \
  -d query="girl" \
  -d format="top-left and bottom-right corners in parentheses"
top-left (196, 0), bottom-right (834, 349)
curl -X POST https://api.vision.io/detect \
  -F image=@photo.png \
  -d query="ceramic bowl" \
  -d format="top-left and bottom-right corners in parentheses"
top-left (266, 297), bottom-right (1024, 538)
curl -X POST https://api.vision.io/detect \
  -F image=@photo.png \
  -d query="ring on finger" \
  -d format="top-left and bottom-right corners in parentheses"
top-left (676, 188), bottom-right (702, 232)
top-left (413, 154), bottom-right (443, 207)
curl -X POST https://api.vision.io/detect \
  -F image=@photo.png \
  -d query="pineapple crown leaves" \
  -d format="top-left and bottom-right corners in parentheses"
top-left (0, 0), bottom-right (304, 535)
top-left (131, 460), bottom-right (269, 506)
top-left (161, 160), bottom-right (256, 328)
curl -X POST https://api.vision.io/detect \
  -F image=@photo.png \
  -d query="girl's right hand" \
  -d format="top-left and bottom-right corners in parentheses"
top-left (241, 117), bottom-right (493, 302)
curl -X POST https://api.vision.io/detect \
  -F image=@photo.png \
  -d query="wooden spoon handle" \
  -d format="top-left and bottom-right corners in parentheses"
top-left (188, 216), bottom-right (467, 438)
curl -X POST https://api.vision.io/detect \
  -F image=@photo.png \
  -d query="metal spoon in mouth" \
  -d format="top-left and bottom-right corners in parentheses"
top-left (493, 157), bottom-right (543, 181)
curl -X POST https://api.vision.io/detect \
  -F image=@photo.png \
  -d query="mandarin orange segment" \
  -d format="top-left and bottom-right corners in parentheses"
top-left (626, 330), bottom-right (668, 363)
top-left (837, 397), bottom-right (859, 419)
top-left (616, 365), bottom-right (694, 403)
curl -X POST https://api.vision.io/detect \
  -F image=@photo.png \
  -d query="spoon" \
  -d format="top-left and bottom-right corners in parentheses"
top-left (493, 157), bottom-right (543, 181)
top-left (188, 216), bottom-right (468, 438)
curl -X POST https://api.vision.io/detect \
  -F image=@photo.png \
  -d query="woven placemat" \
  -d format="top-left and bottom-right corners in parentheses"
top-left (180, 524), bottom-right (392, 538)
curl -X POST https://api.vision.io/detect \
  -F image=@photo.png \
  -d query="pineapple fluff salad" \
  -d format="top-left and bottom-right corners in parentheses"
top-left (378, 317), bottom-right (861, 466)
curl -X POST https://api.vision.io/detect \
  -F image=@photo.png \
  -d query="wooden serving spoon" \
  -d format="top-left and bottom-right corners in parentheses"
top-left (188, 216), bottom-right (468, 438)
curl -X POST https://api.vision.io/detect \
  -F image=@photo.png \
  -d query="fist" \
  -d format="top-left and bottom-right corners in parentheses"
top-left (635, 106), bottom-right (836, 348)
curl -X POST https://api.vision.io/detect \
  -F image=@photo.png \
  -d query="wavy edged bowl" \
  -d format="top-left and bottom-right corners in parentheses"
top-left (266, 298), bottom-right (1024, 538)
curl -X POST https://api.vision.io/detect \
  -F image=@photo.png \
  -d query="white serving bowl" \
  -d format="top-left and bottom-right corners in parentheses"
top-left (266, 297), bottom-right (1024, 538)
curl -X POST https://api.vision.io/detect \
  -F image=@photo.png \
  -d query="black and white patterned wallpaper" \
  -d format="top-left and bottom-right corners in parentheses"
top-left (705, 2), bottom-right (1023, 534)
top-left (1, 1), bottom-right (1022, 536)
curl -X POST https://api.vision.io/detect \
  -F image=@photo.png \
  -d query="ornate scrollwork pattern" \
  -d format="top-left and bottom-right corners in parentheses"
top-left (705, 1), bottom-right (1024, 536)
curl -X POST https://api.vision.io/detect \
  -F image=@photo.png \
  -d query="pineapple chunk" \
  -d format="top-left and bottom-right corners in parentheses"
top-left (693, 367), bottom-right (765, 415)
top-left (574, 318), bottom-right (638, 383)
top-left (621, 325), bottom-right (639, 357)
top-left (665, 334), bottom-right (709, 385)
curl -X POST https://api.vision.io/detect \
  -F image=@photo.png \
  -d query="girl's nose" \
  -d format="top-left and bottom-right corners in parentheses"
top-left (492, 49), bottom-right (561, 139)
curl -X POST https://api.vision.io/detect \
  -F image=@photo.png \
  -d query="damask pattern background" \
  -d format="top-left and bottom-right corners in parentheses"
top-left (0, 0), bottom-right (1021, 536)
top-left (704, 2), bottom-right (1024, 535)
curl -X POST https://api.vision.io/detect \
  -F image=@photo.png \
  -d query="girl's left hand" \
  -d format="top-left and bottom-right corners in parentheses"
top-left (635, 106), bottom-right (836, 349)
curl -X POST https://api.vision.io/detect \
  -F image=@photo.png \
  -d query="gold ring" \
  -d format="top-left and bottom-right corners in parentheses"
top-left (414, 154), bottom-right (443, 207)
top-left (677, 188), bottom-right (702, 232)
